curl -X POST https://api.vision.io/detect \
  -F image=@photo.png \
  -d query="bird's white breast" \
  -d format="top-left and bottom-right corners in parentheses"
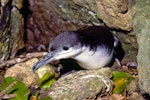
top-left (74, 46), bottom-right (113, 69)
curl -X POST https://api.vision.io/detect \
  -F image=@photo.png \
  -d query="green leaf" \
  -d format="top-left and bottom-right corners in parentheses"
top-left (34, 90), bottom-right (40, 98)
top-left (0, 77), bottom-right (30, 100)
top-left (39, 72), bottom-right (56, 90)
top-left (112, 71), bottom-right (134, 94)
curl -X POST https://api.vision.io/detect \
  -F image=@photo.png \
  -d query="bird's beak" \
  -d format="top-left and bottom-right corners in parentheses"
top-left (32, 52), bottom-right (55, 72)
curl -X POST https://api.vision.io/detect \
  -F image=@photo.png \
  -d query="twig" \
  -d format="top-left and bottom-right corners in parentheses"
top-left (2, 94), bottom-right (17, 99)
top-left (0, 52), bottom-right (47, 69)
top-left (0, 81), bottom-right (16, 100)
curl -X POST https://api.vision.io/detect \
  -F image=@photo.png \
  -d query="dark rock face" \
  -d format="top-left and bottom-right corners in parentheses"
top-left (0, 1), bottom-right (11, 62)
top-left (0, 0), bottom-right (24, 62)
top-left (25, 0), bottom-right (102, 52)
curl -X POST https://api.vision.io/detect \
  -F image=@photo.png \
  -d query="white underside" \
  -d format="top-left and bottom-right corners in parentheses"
top-left (74, 46), bottom-right (113, 69)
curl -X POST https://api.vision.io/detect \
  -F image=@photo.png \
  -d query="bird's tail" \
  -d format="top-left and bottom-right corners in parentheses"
top-left (113, 34), bottom-right (125, 66)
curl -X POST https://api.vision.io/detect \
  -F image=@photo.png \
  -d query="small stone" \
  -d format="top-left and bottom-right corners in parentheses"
top-left (128, 92), bottom-right (145, 100)
top-left (126, 78), bottom-right (138, 94)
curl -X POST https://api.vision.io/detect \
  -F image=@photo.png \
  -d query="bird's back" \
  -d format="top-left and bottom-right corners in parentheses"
top-left (76, 26), bottom-right (115, 51)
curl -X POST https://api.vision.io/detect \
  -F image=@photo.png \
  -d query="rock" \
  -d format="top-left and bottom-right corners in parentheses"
top-left (126, 78), bottom-right (138, 94)
top-left (39, 67), bottom-right (114, 100)
top-left (97, 0), bottom-right (132, 31)
top-left (132, 0), bottom-right (150, 94)
top-left (0, 0), bottom-right (24, 62)
top-left (25, 0), bottom-right (105, 52)
top-left (72, 0), bottom-right (132, 31)
top-left (25, 0), bottom-right (79, 52)
top-left (9, 7), bottom-right (24, 58)
top-left (5, 58), bottom-right (38, 86)
top-left (0, 1), bottom-right (12, 62)
top-left (4, 58), bottom-right (55, 87)
top-left (128, 92), bottom-right (145, 100)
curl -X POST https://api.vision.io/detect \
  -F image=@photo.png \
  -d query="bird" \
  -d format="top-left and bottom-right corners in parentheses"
top-left (32, 26), bottom-right (123, 73)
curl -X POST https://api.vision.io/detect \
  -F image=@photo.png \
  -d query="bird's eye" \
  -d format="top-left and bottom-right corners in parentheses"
top-left (63, 46), bottom-right (69, 50)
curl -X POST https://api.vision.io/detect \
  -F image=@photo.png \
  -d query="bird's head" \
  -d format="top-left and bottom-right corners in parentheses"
top-left (32, 31), bottom-right (83, 72)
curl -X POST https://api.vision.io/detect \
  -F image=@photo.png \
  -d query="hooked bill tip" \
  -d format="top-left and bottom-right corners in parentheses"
top-left (32, 52), bottom-right (55, 73)
top-left (32, 62), bottom-right (40, 73)
top-left (32, 60), bottom-right (46, 73)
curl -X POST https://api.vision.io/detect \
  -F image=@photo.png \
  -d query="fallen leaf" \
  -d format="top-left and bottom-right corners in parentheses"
top-left (112, 71), bottom-right (134, 94)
